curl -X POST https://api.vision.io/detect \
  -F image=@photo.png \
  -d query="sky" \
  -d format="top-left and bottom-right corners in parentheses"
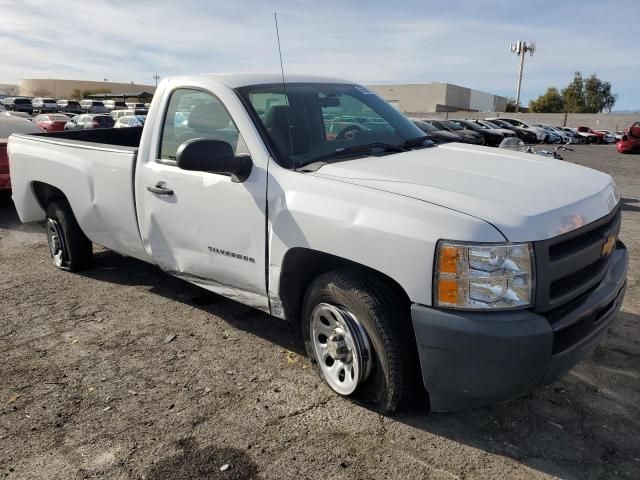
top-left (1, 0), bottom-right (638, 110)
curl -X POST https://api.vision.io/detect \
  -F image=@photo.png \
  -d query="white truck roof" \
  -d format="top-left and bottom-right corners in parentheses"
top-left (165, 73), bottom-right (356, 88)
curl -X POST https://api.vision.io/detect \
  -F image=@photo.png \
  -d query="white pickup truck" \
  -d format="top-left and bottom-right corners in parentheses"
top-left (8, 74), bottom-right (628, 412)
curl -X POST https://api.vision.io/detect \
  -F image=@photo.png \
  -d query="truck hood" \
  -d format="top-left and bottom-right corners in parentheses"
top-left (311, 143), bottom-right (618, 242)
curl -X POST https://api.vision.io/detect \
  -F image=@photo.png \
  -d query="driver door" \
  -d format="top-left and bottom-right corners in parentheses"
top-left (135, 87), bottom-right (269, 311)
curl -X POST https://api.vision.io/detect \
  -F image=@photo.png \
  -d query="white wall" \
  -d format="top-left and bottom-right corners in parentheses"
top-left (469, 89), bottom-right (496, 112)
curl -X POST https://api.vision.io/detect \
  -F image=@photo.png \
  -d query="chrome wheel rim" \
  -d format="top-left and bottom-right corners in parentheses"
top-left (310, 303), bottom-right (372, 395)
top-left (47, 218), bottom-right (65, 267)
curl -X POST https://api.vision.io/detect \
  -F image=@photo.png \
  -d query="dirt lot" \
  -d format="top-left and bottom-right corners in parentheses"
top-left (1, 145), bottom-right (639, 480)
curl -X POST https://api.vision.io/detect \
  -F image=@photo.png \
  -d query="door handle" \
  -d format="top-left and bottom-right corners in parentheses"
top-left (147, 182), bottom-right (174, 196)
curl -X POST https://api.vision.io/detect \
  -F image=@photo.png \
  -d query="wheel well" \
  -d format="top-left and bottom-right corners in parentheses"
top-left (31, 182), bottom-right (66, 210)
top-left (278, 247), bottom-right (411, 322)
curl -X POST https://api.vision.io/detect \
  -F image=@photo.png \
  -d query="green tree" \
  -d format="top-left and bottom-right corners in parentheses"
top-left (583, 74), bottom-right (618, 113)
top-left (561, 71), bottom-right (585, 113)
top-left (529, 87), bottom-right (564, 113)
top-left (505, 97), bottom-right (517, 112)
top-left (558, 71), bottom-right (617, 113)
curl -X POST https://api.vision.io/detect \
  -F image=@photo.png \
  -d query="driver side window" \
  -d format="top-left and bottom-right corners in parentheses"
top-left (159, 88), bottom-right (245, 162)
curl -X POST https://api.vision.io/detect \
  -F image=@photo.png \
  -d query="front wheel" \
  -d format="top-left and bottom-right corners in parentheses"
top-left (46, 200), bottom-right (93, 271)
top-left (302, 268), bottom-right (418, 413)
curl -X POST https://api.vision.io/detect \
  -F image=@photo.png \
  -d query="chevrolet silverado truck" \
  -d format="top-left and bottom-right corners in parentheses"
top-left (8, 74), bottom-right (628, 412)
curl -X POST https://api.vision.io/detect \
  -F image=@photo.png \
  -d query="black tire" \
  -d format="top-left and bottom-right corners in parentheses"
top-left (302, 268), bottom-right (419, 413)
top-left (46, 200), bottom-right (92, 271)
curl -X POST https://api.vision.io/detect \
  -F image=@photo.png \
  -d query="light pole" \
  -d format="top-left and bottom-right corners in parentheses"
top-left (510, 40), bottom-right (535, 113)
top-left (153, 72), bottom-right (160, 88)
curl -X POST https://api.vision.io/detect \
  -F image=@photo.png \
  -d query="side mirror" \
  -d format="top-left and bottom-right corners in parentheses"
top-left (176, 138), bottom-right (253, 183)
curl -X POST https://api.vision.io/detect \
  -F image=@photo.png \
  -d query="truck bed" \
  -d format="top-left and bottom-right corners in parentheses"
top-left (8, 128), bottom-right (151, 262)
top-left (36, 126), bottom-right (143, 148)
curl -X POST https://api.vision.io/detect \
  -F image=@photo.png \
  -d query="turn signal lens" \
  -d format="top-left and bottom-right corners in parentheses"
top-left (438, 245), bottom-right (460, 274)
top-left (437, 278), bottom-right (459, 305)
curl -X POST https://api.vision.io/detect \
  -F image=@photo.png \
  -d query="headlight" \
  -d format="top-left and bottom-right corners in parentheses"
top-left (434, 241), bottom-right (535, 310)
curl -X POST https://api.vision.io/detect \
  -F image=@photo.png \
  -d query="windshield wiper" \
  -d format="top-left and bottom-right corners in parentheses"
top-left (300, 142), bottom-right (405, 167)
top-left (298, 137), bottom-right (435, 170)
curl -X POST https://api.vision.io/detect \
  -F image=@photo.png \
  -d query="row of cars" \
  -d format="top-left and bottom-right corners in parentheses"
top-left (409, 117), bottom-right (626, 147)
top-left (31, 111), bottom-right (147, 132)
top-left (1, 96), bottom-right (149, 115)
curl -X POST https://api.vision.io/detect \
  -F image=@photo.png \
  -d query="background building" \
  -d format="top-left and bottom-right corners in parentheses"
top-left (19, 79), bottom-right (156, 99)
top-left (367, 82), bottom-right (507, 113)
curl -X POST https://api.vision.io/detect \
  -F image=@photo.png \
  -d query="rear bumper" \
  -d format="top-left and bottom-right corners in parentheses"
top-left (411, 242), bottom-right (628, 412)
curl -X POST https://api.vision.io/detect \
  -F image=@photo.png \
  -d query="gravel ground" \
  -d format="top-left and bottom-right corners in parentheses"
top-left (0, 144), bottom-right (639, 480)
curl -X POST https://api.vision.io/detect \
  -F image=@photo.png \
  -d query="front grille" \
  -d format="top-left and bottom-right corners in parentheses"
top-left (549, 257), bottom-right (608, 299)
top-left (549, 226), bottom-right (607, 260)
top-left (534, 205), bottom-right (621, 312)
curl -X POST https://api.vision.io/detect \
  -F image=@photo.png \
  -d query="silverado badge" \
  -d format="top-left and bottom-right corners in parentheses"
top-left (602, 234), bottom-right (616, 257)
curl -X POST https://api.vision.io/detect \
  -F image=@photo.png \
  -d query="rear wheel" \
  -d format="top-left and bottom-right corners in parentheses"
top-left (302, 268), bottom-right (418, 413)
top-left (46, 200), bottom-right (92, 271)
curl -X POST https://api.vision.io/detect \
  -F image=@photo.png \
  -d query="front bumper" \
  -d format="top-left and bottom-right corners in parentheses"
top-left (412, 242), bottom-right (628, 412)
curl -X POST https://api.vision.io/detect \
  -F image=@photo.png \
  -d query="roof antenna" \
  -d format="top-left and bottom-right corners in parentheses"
top-left (274, 12), bottom-right (295, 170)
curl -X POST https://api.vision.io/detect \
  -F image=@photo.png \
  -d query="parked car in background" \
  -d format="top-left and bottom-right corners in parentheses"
top-left (533, 123), bottom-right (573, 144)
top-left (410, 119), bottom-right (459, 144)
top-left (570, 127), bottom-right (598, 143)
top-left (1, 116), bottom-right (44, 192)
top-left (0, 111), bottom-right (32, 120)
top-left (576, 126), bottom-right (605, 144)
top-left (606, 130), bottom-right (624, 142)
top-left (32, 98), bottom-right (59, 114)
top-left (64, 114), bottom-right (114, 130)
top-left (488, 118), bottom-right (537, 143)
top-left (103, 100), bottom-right (128, 111)
top-left (489, 118), bottom-right (547, 143)
top-left (33, 114), bottom-right (72, 132)
top-left (530, 123), bottom-right (565, 144)
top-left (114, 115), bottom-right (146, 128)
top-left (125, 102), bottom-right (146, 109)
top-left (451, 119), bottom-right (504, 146)
top-left (57, 99), bottom-right (83, 115)
top-left (79, 100), bottom-right (108, 113)
top-left (110, 108), bottom-right (149, 120)
top-left (2, 97), bottom-right (34, 114)
top-left (425, 119), bottom-right (485, 145)
top-left (556, 127), bottom-right (585, 144)
top-left (473, 120), bottom-right (517, 139)
top-left (595, 130), bottom-right (618, 144)
top-left (617, 122), bottom-right (640, 153)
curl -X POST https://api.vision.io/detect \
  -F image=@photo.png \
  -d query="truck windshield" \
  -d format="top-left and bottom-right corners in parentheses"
top-left (237, 83), bottom-right (425, 168)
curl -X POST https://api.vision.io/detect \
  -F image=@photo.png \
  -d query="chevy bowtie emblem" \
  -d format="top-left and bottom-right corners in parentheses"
top-left (602, 234), bottom-right (616, 257)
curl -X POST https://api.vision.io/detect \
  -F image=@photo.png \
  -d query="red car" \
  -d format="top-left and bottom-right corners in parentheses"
top-left (33, 113), bottom-right (71, 132)
top-left (576, 126), bottom-right (605, 144)
top-left (617, 122), bottom-right (640, 154)
top-left (0, 117), bottom-right (45, 192)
